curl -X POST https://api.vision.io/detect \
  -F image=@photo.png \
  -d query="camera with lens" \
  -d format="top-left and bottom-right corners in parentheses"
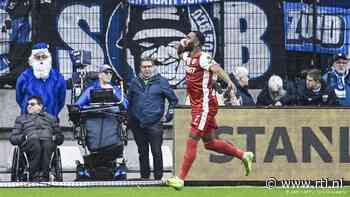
top-left (69, 50), bottom-right (92, 69)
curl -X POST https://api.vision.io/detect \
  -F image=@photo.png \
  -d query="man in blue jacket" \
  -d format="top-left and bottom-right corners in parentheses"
top-left (16, 42), bottom-right (66, 117)
top-left (74, 64), bottom-right (128, 180)
top-left (322, 53), bottom-right (350, 106)
top-left (128, 57), bottom-right (178, 180)
top-left (75, 64), bottom-right (128, 110)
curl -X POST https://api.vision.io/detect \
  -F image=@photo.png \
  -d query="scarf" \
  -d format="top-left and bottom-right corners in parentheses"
top-left (332, 69), bottom-right (348, 98)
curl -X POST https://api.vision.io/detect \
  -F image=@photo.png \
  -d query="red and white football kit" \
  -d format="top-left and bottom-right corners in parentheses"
top-left (178, 50), bottom-right (244, 180)
top-left (182, 51), bottom-right (219, 136)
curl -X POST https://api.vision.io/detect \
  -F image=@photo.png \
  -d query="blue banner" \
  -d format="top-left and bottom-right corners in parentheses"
top-left (128, 0), bottom-right (218, 6)
top-left (0, 0), bottom-right (287, 89)
top-left (284, 2), bottom-right (350, 55)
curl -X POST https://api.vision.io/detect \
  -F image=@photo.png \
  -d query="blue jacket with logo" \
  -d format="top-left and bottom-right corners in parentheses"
top-left (128, 74), bottom-right (178, 127)
top-left (322, 72), bottom-right (350, 106)
top-left (16, 68), bottom-right (67, 117)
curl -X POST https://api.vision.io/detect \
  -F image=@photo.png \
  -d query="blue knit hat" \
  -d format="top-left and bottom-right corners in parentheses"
top-left (32, 42), bottom-right (49, 54)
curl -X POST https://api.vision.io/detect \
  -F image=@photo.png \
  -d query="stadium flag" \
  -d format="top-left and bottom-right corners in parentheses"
top-left (283, 1), bottom-right (350, 54)
top-left (128, 0), bottom-right (219, 6)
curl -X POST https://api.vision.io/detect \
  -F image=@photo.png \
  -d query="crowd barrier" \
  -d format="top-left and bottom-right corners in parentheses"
top-left (174, 107), bottom-right (350, 181)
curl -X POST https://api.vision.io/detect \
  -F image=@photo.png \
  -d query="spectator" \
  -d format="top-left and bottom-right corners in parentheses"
top-left (0, 0), bottom-right (31, 87)
top-left (323, 53), bottom-right (350, 106)
top-left (74, 64), bottom-right (128, 180)
top-left (9, 96), bottom-right (64, 182)
top-left (128, 57), bottom-right (178, 180)
top-left (257, 75), bottom-right (296, 106)
top-left (225, 66), bottom-right (255, 106)
top-left (75, 64), bottom-right (128, 109)
top-left (297, 69), bottom-right (337, 106)
top-left (16, 42), bottom-right (66, 117)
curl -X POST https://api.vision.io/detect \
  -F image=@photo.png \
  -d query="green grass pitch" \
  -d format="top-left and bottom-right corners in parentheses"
top-left (0, 186), bottom-right (349, 197)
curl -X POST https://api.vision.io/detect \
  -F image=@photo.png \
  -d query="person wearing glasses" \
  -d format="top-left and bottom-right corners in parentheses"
top-left (16, 42), bottom-right (67, 117)
top-left (74, 64), bottom-right (128, 109)
top-left (323, 53), bottom-right (350, 106)
top-left (10, 95), bottom-right (64, 182)
top-left (73, 64), bottom-right (128, 180)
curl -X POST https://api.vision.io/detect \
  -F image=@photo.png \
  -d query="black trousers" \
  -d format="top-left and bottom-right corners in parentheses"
top-left (21, 137), bottom-right (56, 180)
top-left (130, 122), bottom-right (164, 180)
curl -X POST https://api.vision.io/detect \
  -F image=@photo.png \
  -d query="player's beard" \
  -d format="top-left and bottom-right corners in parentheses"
top-left (183, 42), bottom-right (195, 52)
top-left (29, 55), bottom-right (52, 80)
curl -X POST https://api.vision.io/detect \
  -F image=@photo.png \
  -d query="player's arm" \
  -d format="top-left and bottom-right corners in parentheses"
top-left (210, 64), bottom-right (236, 92)
top-left (200, 53), bottom-right (236, 92)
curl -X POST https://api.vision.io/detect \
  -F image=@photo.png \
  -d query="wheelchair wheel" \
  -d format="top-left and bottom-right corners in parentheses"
top-left (10, 147), bottom-right (19, 181)
top-left (10, 147), bottom-right (28, 182)
top-left (53, 148), bottom-right (63, 181)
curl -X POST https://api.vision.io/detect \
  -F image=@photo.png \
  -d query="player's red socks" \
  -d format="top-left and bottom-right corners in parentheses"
top-left (204, 139), bottom-right (244, 159)
top-left (179, 138), bottom-right (198, 180)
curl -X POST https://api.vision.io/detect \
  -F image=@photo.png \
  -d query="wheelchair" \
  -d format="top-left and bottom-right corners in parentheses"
top-left (68, 64), bottom-right (128, 181)
top-left (10, 146), bottom-right (62, 182)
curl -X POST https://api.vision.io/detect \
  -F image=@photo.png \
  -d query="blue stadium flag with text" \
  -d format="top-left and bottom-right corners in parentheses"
top-left (284, 1), bottom-right (350, 54)
top-left (128, 0), bottom-right (218, 6)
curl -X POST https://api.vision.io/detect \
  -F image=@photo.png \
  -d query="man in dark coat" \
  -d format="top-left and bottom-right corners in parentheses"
top-left (225, 66), bottom-right (255, 106)
top-left (128, 57), bottom-right (178, 180)
top-left (297, 69), bottom-right (337, 106)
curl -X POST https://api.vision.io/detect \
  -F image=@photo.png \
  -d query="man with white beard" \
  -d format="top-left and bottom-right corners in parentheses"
top-left (16, 42), bottom-right (66, 117)
top-left (322, 53), bottom-right (350, 106)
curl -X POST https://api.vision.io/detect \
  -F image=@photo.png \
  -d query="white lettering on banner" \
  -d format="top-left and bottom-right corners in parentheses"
top-left (224, 2), bottom-right (270, 78)
top-left (323, 15), bottom-right (342, 44)
top-left (57, 4), bottom-right (104, 79)
top-left (287, 5), bottom-right (344, 46)
top-left (300, 5), bottom-right (313, 39)
top-left (287, 10), bottom-right (301, 40)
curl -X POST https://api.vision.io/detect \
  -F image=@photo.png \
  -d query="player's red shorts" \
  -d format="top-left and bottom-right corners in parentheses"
top-left (191, 110), bottom-right (218, 138)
